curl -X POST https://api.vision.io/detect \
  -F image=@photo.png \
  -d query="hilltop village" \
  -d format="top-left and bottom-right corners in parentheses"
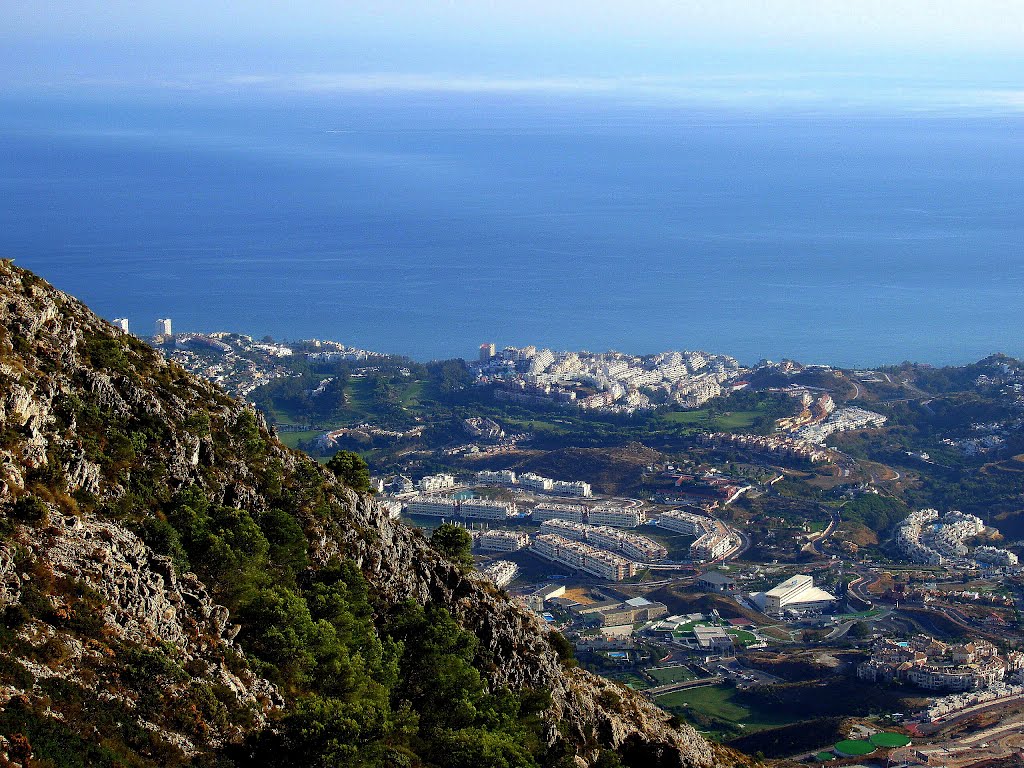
top-left (150, 327), bottom-right (1024, 766)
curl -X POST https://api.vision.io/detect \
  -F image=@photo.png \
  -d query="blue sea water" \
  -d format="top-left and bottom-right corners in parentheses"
top-left (1, 92), bottom-right (1022, 367)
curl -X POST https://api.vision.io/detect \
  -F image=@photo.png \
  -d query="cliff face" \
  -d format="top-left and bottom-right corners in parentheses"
top-left (0, 261), bottom-right (743, 767)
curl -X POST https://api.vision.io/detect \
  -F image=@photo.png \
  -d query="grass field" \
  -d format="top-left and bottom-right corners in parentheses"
top-left (277, 429), bottom-right (321, 449)
top-left (726, 629), bottom-right (758, 646)
top-left (646, 665), bottom-right (696, 685)
top-left (656, 684), bottom-right (796, 740)
top-left (658, 410), bottom-right (762, 431)
top-left (607, 672), bottom-right (651, 690)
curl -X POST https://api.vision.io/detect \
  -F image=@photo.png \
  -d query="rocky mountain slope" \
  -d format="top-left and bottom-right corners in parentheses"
top-left (0, 261), bottom-right (747, 767)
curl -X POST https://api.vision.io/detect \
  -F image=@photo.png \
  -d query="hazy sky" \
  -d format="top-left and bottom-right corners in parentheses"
top-left (3, 1), bottom-right (1023, 109)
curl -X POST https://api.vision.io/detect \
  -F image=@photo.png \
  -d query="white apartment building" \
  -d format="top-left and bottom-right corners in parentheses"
top-left (112, 317), bottom-right (129, 333)
top-left (974, 546), bottom-right (1019, 566)
top-left (657, 509), bottom-right (733, 562)
top-left (539, 518), bottom-right (667, 562)
top-left (587, 525), bottom-right (666, 562)
top-left (539, 519), bottom-right (590, 540)
top-left (551, 479), bottom-right (592, 497)
top-left (475, 469), bottom-right (517, 486)
top-left (520, 473), bottom-right (554, 492)
top-left (154, 318), bottom-right (172, 336)
top-left (406, 496), bottom-right (459, 517)
top-left (460, 498), bottom-right (514, 521)
top-left (482, 560), bottom-right (519, 588)
top-left (531, 533), bottom-right (636, 581)
top-left (533, 503), bottom-right (587, 523)
top-left (587, 506), bottom-right (645, 528)
top-left (418, 474), bottom-right (456, 492)
top-left (690, 529), bottom-right (733, 562)
top-left (477, 529), bottom-right (530, 552)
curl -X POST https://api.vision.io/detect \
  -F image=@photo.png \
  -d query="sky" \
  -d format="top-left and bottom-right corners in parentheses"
top-left (2, 1), bottom-right (1023, 110)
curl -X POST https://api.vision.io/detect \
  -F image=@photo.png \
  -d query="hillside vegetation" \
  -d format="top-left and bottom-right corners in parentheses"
top-left (0, 262), bottom-right (740, 768)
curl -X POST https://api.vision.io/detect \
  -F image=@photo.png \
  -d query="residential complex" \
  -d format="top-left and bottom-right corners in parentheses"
top-left (481, 560), bottom-right (519, 589)
top-left (476, 529), bottom-right (530, 552)
top-left (520, 472), bottom-right (554, 491)
top-left (533, 503), bottom-right (588, 523)
top-left (895, 508), bottom-right (1012, 566)
top-left (975, 546), bottom-right (1019, 566)
top-left (418, 473), bottom-right (456, 492)
top-left (459, 498), bottom-right (515, 521)
top-left (404, 495), bottom-right (512, 521)
top-left (793, 406), bottom-right (887, 444)
top-left (699, 431), bottom-right (832, 464)
top-left (538, 519), bottom-right (667, 562)
top-left (406, 496), bottom-right (459, 518)
top-left (858, 635), bottom-right (1024, 692)
top-left (657, 509), bottom-right (735, 561)
top-left (531, 533), bottom-right (637, 581)
top-left (474, 469), bottom-right (518, 485)
top-left (475, 345), bottom-right (743, 414)
top-left (587, 505), bottom-right (645, 528)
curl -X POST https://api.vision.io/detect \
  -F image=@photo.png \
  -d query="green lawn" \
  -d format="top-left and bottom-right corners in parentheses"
top-left (658, 410), bottom-right (762, 431)
top-left (655, 684), bottom-right (796, 740)
top-left (608, 672), bottom-right (651, 690)
top-left (726, 629), bottom-right (758, 646)
top-left (646, 665), bottom-right (696, 685)
top-left (277, 429), bottom-right (321, 449)
top-left (501, 417), bottom-right (571, 436)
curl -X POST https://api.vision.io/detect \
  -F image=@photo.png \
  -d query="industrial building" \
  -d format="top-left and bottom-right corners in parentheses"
top-left (760, 574), bottom-right (837, 614)
top-left (693, 626), bottom-right (734, 652)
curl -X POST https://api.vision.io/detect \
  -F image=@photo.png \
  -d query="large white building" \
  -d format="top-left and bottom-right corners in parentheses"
top-left (460, 498), bottom-right (514, 521)
top-left (475, 469), bottom-right (517, 486)
top-left (540, 519), bottom-right (666, 562)
top-left (761, 574), bottom-right (837, 614)
top-left (477, 529), bottom-right (530, 552)
top-left (418, 474), bottom-right (456, 492)
top-left (154, 318), bottom-right (172, 337)
top-left (482, 560), bottom-right (519, 588)
top-left (657, 509), bottom-right (733, 561)
top-left (406, 496), bottom-right (459, 517)
top-left (533, 503), bottom-right (587, 523)
top-left (587, 506), bottom-right (645, 528)
top-left (551, 479), bottom-right (592, 497)
top-left (520, 473), bottom-right (554, 492)
top-left (112, 317), bottom-right (129, 333)
top-left (532, 533), bottom-right (636, 581)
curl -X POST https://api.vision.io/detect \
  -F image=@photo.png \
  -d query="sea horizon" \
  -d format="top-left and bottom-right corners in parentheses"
top-left (3, 90), bottom-right (1023, 369)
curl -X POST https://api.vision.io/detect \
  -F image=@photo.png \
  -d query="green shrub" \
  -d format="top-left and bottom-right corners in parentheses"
top-left (11, 494), bottom-right (48, 524)
top-left (429, 524), bottom-right (474, 571)
top-left (325, 450), bottom-right (370, 493)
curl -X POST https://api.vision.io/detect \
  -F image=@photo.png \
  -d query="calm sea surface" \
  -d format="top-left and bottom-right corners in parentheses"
top-left (1, 92), bottom-right (1022, 366)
